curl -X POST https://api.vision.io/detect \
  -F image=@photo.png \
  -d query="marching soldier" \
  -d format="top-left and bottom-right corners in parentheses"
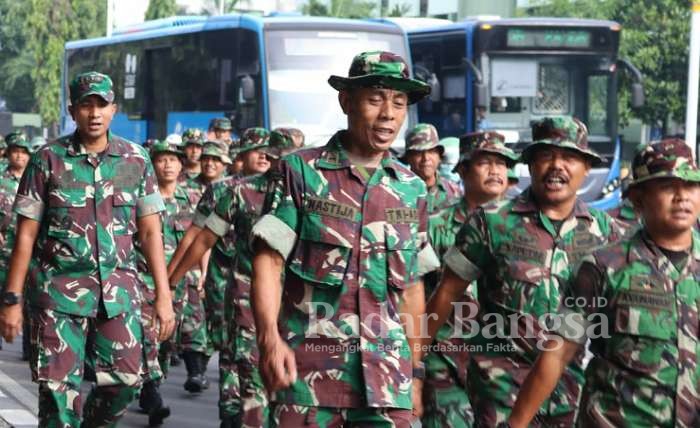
top-left (250, 51), bottom-right (439, 427)
top-left (0, 71), bottom-right (175, 427)
top-left (424, 116), bottom-right (626, 426)
top-left (509, 138), bottom-right (700, 427)
top-left (180, 128), bottom-right (206, 183)
top-left (402, 123), bottom-right (462, 213)
top-left (423, 131), bottom-right (518, 428)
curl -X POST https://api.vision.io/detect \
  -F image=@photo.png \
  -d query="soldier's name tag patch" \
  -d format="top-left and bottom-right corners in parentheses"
top-left (385, 208), bottom-right (418, 224)
top-left (619, 290), bottom-right (673, 310)
top-left (501, 243), bottom-right (547, 265)
top-left (306, 197), bottom-right (357, 221)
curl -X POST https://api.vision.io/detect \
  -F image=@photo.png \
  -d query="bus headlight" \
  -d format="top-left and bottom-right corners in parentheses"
top-left (600, 178), bottom-right (621, 196)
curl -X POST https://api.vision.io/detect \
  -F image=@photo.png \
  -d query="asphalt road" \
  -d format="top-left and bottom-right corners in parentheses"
top-left (0, 335), bottom-right (221, 428)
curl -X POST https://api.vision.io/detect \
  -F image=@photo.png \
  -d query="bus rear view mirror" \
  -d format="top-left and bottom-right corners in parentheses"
top-left (475, 83), bottom-right (488, 108)
top-left (240, 75), bottom-right (255, 103)
top-left (631, 83), bottom-right (644, 108)
top-left (428, 73), bottom-right (441, 102)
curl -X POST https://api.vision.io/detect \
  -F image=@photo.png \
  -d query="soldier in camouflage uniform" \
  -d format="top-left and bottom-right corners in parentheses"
top-left (180, 128), bottom-right (205, 183)
top-left (250, 51), bottom-right (439, 427)
top-left (0, 133), bottom-right (32, 355)
top-left (423, 131), bottom-right (518, 428)
top-left (424, 116), bottom-right (627, 427)
top-left (169, 127), bottom-right (272, 418)
top-left (0, 136), bottom-right (8, 174)
top-left (178, 141), bottom-right (231, 393)
top-left (402, 123), bottom-right (462, 214)
top-left (0, 71), bottom-right (175, 427)
top-left (509, 138), bottom-right (700, 427)
top-left (211, 117), bottom-right (234, 146)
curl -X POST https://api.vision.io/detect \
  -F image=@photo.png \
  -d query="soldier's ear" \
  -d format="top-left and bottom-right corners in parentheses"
top-left (110, 103), bottom-right (119, 115)
top-left (339, 90), bottom-right (352, 115)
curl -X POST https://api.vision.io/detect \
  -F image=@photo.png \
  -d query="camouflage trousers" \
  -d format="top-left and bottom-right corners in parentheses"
top-left (422, 354), bottom-right (473, 428)
top-left (468, 354), bottom-right (576, 427)
top-left (180, 283), bottom-right (213, 356)
top-left (140, 296), bottom-right (163, 383)
top-left (218, 346), bottom-right (240, 419)
top-left (270, 404), bottom-right (414, 428)
top-left (203, 260), bottom-right (232, 351)
top-left (30, 307), bottom-right (142, 428)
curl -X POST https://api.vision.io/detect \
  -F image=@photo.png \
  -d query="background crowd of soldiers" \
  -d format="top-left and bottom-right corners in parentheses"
top-left (0, 48), bottom-right (697, 428)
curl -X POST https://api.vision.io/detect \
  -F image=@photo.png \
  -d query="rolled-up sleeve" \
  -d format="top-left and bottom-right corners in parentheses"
top-left (251, 157), bottom-right (300, 260)
top-left (193, 186), bottom-right (216, 228)
top-left (443, 210), bottom-right (490, 283)
top-left (13, 152), bottom-right (48, 221)
top-left (136, 154), bottom-right (165, 217)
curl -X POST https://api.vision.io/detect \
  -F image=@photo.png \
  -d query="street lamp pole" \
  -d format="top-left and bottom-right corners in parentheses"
top-left (685, 0), bottom-right (700, 156)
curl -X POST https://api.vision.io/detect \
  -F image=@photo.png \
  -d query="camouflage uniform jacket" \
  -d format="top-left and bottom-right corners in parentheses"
top-left (137, 185), bottom-right (200, 303)
top-left (427, 175), bottom-right (462, 214)
top-left (0, 168), bottom-right (21, 283)
top-left (426, 198), bottom-right (477, 387)
top-left (184, 174), bottom-right (210, 203)
top-left (205, 172), bottom-right (279, 333)
top-left (13, 132), bottom-right (164, 317)
top-left (445, 188), bottom-right (625, 418)
top-left (253, 132), bottom-right (440, 409)
top-left (556, 229), bottom-right (700, 427)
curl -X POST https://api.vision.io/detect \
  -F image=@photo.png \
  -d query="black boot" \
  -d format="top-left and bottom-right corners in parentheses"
top-left (220, 414), bottom-right (242, 428)
top-left (141, 381), bottom-right (170, 426)
top-left (170, 352), bottom-right (181, 367)
top-left (183, 351), bottom-right (205, 393)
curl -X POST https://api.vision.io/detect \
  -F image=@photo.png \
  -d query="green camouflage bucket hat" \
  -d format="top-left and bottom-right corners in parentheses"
top-left (201, 140), bottom-right (232, 164)
top-left (212, 117), bottom-right (232, 131)
top-left (328, 51), bottom-right (430, 104)
top-left (404, 123), bottom-right (443, 155)
top-left (238, 127), bottom-right (270, 155)
top-left (522, 115), bottom-right (603, 166)
top-left (5, 131), bottom-right (32, 154)
top-left (454, 131), bottom-right (519, 172)
top-left (266, 128), bottom-right (304, 159)
top-left (150, 140), bottom-right (184, 159)
top-left (182, 128), bottom-right (205, 146)
top-left (627, 138), bottom-right (700, 191)
top-left (69, 71), bottom-right (115, 104)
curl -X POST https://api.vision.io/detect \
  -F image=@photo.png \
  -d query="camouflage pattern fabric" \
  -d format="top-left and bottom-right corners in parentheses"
top-left (444, 189), bottom-right (626, 426)
top-left (202, 140), bottom-right (233, 164)
top-left (327, 51), bottom-right (430, 104)
top-left (455, 131), bottom-right (518, 170)
top-left (238, 127), bottom-right (270, 154)
top-left (252, 131), bottom-right (440, 409)
top-left (628, 137), bottom-right (700, 188)
top-left (30, 307), bottom-right (143, 427)
top-left (556, 229), bottom-right (700, 427)
top-left (212, 117), bottom-right (233, 131)
top-left (423, 198), bottom-right (477, 427)
top-left (0, 168), bottom-right (21, 286)
top-left (404, 123), bottom-right (442, 154)
top-left (427, 175), bottom-right (462, 214)
top-left (13, 131), bottom-right (164, 318)
top-left (521, 116), bottom-right (602, 165)
top-left (179, 282), bottom-right (212, 355)
top-left (182, 128), bottom-right (206, 146)
top-left (69, 71), bottom-right (115, 104)
top-left (205, 171), bottom-right (282, 423)
top-left (139, 297), bottom-right (164, 383)
top-left (270, 404), bottom-right (412, 428)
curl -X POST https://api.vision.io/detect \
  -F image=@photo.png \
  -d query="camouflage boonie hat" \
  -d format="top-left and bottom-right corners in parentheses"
top-left (211, 117), bottom-right (232, 131)
top-left (182, 128), bottom-right (205, 146)
top-left (454, 131), bottom-right (519, 172)
top-left (404, 123), bottom-right (443, 156)
top-left (628, 138), bottom-right (700, 190)
top-left (522, 115), bottom-right (603, 165)
top-left (5, 132), bottom-right (32, 153)
top-left (69, 71), bottom-right (115, 104)
top-left (150, 140), bottom-right (184, 159)
top-left (201, 140), bottom-right (232, 164)
top-left (328, 51), bottom-right (430, 104)
top-left (267, 128), bottom-right (304, 159)
top-left (238, 127), bottom-right (270, 155)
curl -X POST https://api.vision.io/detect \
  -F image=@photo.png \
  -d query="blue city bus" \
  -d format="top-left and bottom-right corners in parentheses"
top-left (405, 18), bottom-right (644, 210)
top-left (62, 14), bottom-right (415, 147)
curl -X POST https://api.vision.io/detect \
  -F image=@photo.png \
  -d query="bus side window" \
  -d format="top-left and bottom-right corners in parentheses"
top-left (236, 29), bottom-right (262, 130)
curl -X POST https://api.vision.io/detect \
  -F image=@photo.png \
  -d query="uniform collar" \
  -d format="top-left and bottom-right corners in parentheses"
top-left (511, 187), bottom-right (593, 221)
top-left (316, 131), bottom-right (405, 181)
top-left (628, 228), bottom-right (700, 271)
top-left (67, 130), bottom-right (126, 157)
top-left (1, 167), bottom-right (20, 181)
top-left (173, 185), bottom-right (190, 201)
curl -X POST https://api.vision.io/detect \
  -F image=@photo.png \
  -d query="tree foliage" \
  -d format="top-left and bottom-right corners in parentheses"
top-left (145, 0), bottom-right (177, 21)
top-left (302, 0), bottom-right (377, 19)
top-left (522, 0), bottom-right (691, 131)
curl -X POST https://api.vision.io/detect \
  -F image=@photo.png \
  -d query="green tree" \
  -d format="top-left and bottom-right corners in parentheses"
top-left (387, 3), bottom-right (412, 17)
top-left (23, 0), bottom-right (106, 134)
top-left (302, 0), bottom-right (376, 19)
top-left (0, 1), bottom-right (36, 112)
top-left (145, 0), bottom-right (177, 20)
top-left (521, 0), bottom-right (691, 132)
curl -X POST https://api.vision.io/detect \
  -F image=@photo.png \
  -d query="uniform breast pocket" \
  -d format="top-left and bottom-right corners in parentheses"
top-left (496, 256), bottom-right (549, 313)
top-left (112, 190), bottom-right (137, 235)
top-left (610, 303), bottom-right (674, 374)
top-left (385, 223), bottom-right (418, 290)
top-left (288, 214), bottom-right (354, 287)
top-left (47, 188), bottom-right (87, 239)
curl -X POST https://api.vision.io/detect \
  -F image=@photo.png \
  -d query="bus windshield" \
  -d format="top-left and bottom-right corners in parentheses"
top-left (479, 54), bottom-right (615, 151)
top-left (265, 29), bottom-right (408, 147)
